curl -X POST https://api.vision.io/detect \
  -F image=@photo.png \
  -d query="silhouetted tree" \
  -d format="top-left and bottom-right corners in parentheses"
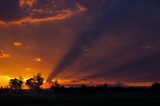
top-left (80, 84), bottom-right (87, 88)
top-left (25, 73), bottom-right (44, 89)
top-left (50, 80), bottom-right (66, 93)
top-left (151, 82), bottom-right (160, 91)
top-left (52, 80), bottom-right (60, 88)
top-left (98, 84), bottom-right (108, 88)
top-left (9, 77), bottom-right (23, 89)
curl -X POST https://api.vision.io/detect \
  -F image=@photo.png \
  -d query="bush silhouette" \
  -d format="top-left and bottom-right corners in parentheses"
top-left (9, 77), bottom-right (23, 89)
top-left (151, 82), bottom-right (160, 91)
top-left (52, 80), bottom-right (60, 88)
top-left (25, 73), bottom-right (44, 89)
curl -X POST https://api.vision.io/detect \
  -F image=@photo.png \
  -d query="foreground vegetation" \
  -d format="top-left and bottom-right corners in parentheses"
top-left (0, 85), bottom-right (160, 106)
top-left (1, 73), bottom-right (160, 106)
top-left (0, 92), bottom-right (160, 106)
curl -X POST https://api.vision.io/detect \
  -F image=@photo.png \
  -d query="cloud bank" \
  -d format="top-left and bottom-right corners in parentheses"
top-left (0, 0), bottom-right (87, 25)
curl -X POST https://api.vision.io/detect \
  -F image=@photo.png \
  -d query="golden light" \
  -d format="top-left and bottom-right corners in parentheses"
top-left (0, 75), bottom-right (12, 87)
top-left (51, 79), bottom-right (70, 84)
top-left (43, 80), bottom-right (46, 83)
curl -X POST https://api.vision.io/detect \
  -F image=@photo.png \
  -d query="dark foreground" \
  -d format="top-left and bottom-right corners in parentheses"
top-left (0, 93), bottom-right (160, 106)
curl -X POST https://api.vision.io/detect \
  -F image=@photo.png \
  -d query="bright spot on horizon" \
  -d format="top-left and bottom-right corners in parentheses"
top-left (43, 80), bottom-right (46, 83)
top-left (13, 41), bottom-right (22, 47)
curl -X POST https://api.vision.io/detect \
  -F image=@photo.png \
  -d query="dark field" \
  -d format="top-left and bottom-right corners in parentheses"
top-left (0, 93), bottom-right (160, 106)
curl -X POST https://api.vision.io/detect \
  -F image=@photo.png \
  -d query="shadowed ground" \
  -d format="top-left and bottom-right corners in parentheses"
top-left (0, 93), bottom-right (160, 106)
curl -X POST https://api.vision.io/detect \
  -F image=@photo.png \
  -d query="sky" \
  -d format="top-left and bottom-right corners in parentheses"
top-left (0, 0), bottom-right (160, 87)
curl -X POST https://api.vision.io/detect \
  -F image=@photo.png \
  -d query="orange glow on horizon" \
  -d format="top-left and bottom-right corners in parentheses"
top-left (0, 76), bottom-right (154, 88)
top-left (0, 75), bottom-right (12, 87)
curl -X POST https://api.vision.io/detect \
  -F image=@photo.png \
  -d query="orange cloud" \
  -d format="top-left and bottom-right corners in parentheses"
top-left (19, 0), bottom-right (37, 8)
top-left (0, 21), bottom-right (5, 26)
top-left (0, 50), bottom-right (11, 59)
top-left (77, 3), bottom-right (87, 12)
top-left (34, 57), bottom-right (42, 62)
top-left (0, 9), bottom-right (73, 26)
top-left (21, 9), bottom-right (73, 24)
top-left (13, 41), bottom-right (22, 47)
top-left (0, 3), bottom-right (87, 26)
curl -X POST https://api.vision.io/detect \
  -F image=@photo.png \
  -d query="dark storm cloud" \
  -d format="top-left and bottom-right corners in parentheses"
top-left (0, 0), bottom-right (25, 22)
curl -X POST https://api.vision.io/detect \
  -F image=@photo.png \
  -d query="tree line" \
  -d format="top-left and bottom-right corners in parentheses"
top-left (4, 73), bottom-right (160, 93)
top-left (9, 73), bottom-right (44, 90)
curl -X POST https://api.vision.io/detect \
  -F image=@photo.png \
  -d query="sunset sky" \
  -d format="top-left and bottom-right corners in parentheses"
top-left (0, 0), bottom-right (160, 87)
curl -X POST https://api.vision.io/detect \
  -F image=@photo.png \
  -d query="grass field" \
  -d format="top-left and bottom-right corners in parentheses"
top-left (0, 93), bottom-right (160, 106)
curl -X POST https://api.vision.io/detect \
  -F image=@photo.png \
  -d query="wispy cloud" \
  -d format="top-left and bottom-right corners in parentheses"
top-left (0, 9), bottom-right (73, 25)
top-left (0, 0), bottom-right (87, 26)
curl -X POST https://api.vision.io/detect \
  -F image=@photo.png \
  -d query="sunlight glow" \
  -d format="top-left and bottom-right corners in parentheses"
top-left (0, 75), bottom-right (12, 87)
